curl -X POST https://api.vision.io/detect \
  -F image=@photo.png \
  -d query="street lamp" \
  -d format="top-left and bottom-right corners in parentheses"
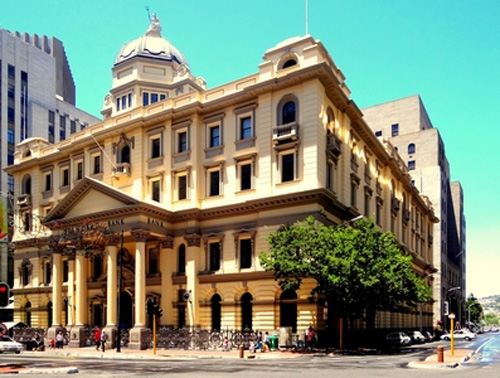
top-left (336, 215), bottom-right (363, 229)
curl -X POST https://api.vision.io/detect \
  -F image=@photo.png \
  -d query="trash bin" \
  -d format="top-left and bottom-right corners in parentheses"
top-left (269, 334), bottom-right (278, 350)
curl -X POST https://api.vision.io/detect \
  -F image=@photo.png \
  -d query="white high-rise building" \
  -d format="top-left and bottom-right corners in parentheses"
top-left (0, 29), bottom-right (100, 287)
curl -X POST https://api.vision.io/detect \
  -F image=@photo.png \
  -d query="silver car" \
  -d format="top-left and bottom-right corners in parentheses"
top-left (0, 335), bottom-right (23, 354)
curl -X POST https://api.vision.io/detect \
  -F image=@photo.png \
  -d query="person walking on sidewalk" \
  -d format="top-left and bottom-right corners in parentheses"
top-left (101, 331), bottom-right (108, 352)
top-left (94, 327), bottom-right (101, 351)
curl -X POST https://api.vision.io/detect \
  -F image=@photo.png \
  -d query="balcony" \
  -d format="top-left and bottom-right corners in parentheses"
top-left (17, 194), bottom-right (31, 208)
top-left (112, 163), bottom-right (131, 177)
top-left (272, 122), bottom-right (299, 145)
top-left (327, 134), bottom-right (342, 156)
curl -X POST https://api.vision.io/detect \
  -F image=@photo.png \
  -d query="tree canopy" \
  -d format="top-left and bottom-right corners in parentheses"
top-left (465, 293), bottom-right (484, 327)
top-left (260, 216), bottom-right (431, 327)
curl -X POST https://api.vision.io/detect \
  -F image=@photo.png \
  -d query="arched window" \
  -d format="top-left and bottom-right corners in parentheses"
top-left (280, 290), bottom-right (297, 333)
top-left (178, 244), bottom-right (186, 274)
top-left (120, 145), bottom-right (131, 164)
top-left (282, 59), bottom-right (297, 68)
top-left (241, 292), bottom-right (253, 330)
top-left (282, 101), bottom-right (296, 125)
top-left (326, 107), bottom-right (335, 134)
top-left (408, 143), bottom-right (416, 154)
top-left (211, 294), bottom-right (222, 331)
top-left (22, 175), bottom-right (32, 195)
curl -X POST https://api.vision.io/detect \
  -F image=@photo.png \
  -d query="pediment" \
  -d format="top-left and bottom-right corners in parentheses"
top-left (44, 177), bottom-right (141, 223)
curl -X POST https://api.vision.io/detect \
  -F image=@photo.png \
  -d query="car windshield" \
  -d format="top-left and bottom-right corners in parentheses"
top-left (1, 336), bottom-right (13, 342)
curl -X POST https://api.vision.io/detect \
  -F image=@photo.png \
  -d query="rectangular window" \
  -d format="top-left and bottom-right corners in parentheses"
top-left (121, 95), bottom-right (126, 109)
top-left (8, 175), bottom-right (14, 195)
top-left (152, 180), bottom-right (161, 202)
top-left (350, 182), bottom-right (357, 207)
top-left (7, 129), bottom-right (14, 144)
top-left (241, 163), bottom-right (252, 191)
top-left (45, 173), bottom-right (52, 191)
top-left (128, 93), bottom-right (132, 107)
top-left (70, 120), bottom-right (76, 134)
top-left (148, 247), bottom-right (159, 275)
top-left (408, 160), bottom-right (416, 170)
top-left (391, 123), bottom-right (399, 137)
top-left (178, 131), bottom-right (187, 153)
top-left (209, 242), bottom-right (220, 271)
top-left (240, 116), bottom-right (252, 139)
top-left (143, 92), bottom-right (149, 106)
top-left (209, 125), bottom-right (220, 147)
top-left (61, 168), bottom-right (70, 187)
top-left (178, 175), bottom-right (187, 200)
top-left (63, 260), bottom-right (69, 283)
top-left (60, 115), bottom-right (66, 141)
top-left (45, 262), bottom-right (51, 284)
top-left (375, 131), bottom-right (382, 137)
top-left (209, 170), bottom-right (220, 196)
top-left (151, 93), bottom-right (158, 104)
top-left (76, 161), bottom-right (83, 180)
top-left (151, 137), bottom-right (161, 158)
top-left (240, 239), bottom-right (252, 269)
top-left (93, 155), bottom-right (101, 174)
top-left (281, 153), bottom-right (295, 182)
top-left (116, 99), bottom-right (121, 111)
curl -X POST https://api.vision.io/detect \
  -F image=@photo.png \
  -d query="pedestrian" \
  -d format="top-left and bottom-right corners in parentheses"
top-left (255, 331), bottom-right (263, 352)
top-left (222, 336), bottom-right (230, 351)
top-left (94, 327), bottom-right (101, 351)
top-left (264, 331), bottom-right (271, 351)
top-left (305, 326), bottom-right (316, 352)
top-left (101, 331), bottom-right (108, 352)
top-left (55, 330), bottom-right (64, 349)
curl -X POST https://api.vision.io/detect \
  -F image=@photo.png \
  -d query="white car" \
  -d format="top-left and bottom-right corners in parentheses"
top-left (441, 329), bottom-right (477, 341)
top-left (0, 335), bottom-right (23, 354)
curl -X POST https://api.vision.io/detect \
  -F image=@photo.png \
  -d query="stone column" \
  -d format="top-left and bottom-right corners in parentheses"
top-left (160, 236), bottom-right (174, 325)
top-left (69, 253), bottom-right (88, 347)
top-left (104, 234), bottom-right (119, 348)
top-left (67, 259), bottom-right (75, 326)
top-left (129, 230), bottom-right (149, 350)
top-left (48, 253), bottom-right (63, 341)
top-left (184, 233), bottom-right (201, 326)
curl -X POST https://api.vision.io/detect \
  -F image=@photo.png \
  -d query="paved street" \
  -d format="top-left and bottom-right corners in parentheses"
top-left (2, 335), bottom-right (500, 377)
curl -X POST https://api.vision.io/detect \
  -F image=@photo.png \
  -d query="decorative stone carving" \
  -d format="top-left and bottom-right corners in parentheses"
top-left (131, 230), bottom-right (150, 242)
top-left (184, 233), bottom-right (201, 247)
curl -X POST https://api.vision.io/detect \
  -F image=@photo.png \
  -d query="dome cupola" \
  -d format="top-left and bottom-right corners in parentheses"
top-left (114, 13), bottom-right (189, 69)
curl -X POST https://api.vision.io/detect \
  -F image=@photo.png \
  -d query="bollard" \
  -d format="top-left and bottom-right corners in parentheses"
top-left (437, 345), bottom-right (444, 363)
top-left (239, 345), bottom-right (244, 359)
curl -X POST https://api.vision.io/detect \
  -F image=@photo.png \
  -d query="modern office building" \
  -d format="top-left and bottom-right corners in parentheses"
top-left (6, 16), bottom-right (437, 349)
top-left (362, 95), bottom-right (466, 327)
top-left (0, 28), bottom-right (101, 292)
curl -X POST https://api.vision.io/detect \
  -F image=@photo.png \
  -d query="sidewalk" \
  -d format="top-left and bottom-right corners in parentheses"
top-left (408, 347), bottom-right (474, 369)
top-left (19, 345), bottom-right (302, 360)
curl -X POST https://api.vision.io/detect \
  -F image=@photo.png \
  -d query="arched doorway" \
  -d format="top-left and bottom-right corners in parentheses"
top-left (47, 301), bottom-right (53, 327)
top-left (211, 294), bottom-right (222, 331)
top-left (241, 292), bottom-right (253, 330)
top-left (280, 290), bottom-right (297, 332)
top-left (25, 301), bottom-right (32, 326)
top-left (119, 292), bottom-right (133, 330)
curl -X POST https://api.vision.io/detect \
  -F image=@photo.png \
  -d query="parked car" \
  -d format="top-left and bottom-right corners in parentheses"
top-left (423, 331), bottom-right (434, 342)
top-left (408, 331), bottom-right (426, 344)
top-left (0, 335), bottom-right (23, 354)
top-left (441, 329), bottom-right (477, 341)
top-left (385, 332), bottom-right (412, 347)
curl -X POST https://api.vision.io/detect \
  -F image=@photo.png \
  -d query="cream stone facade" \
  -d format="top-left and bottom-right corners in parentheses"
top-left (6, 17), bottom-right (437, 349)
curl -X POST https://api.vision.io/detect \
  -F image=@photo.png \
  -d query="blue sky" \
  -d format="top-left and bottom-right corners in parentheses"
top-left (2, 1), bottom-right (499, 298)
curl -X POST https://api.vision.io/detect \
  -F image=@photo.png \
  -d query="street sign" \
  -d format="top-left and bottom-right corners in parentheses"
top-left (0, 322), bottom-right (7, 336)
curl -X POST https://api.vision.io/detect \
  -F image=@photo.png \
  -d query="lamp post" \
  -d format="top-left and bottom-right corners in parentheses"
top-left (116, 230), bottom-right (124, 353)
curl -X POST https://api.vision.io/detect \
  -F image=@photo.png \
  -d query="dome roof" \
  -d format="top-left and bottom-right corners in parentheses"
top-left (114, 13), bottom-right (189, 68)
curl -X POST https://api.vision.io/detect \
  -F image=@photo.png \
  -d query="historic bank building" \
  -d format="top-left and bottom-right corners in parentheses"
top-left (6, 15), bottom-right (438, 349)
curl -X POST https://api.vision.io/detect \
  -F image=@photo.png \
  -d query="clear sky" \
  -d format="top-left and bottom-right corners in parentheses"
top-left (2, 1), bottom-right (499, 298)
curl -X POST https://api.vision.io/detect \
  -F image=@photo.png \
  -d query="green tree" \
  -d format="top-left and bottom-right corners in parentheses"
top-left (260, 216), bottom-right (431, 348)
top-left (466, 294), bottom-right (483, 327)
top-left (484, 313), bottom-right (499, 326)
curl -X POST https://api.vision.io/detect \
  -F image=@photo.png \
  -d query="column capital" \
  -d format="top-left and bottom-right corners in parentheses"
top-left (160, 235), bottom-right (174, 249)
top-left (105, 233), bottom-right (121, 246)
top-left (131, 230), bottom-right (150, 242)
top-left (184, 233), bottom-right (201, 247)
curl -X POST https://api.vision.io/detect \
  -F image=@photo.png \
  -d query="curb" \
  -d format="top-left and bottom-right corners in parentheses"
top-left (19, 367), bottom-right (79, 375)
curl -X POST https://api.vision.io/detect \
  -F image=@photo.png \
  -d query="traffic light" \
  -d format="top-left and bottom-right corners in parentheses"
top-left (147, 300), bottom-right (155, 316)
top-left (155, 305), bottom-right (163, 319)
top-left (0, 282), bottom-right (9, 307)
top-left (443, 301), bottom-right (449, 316)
